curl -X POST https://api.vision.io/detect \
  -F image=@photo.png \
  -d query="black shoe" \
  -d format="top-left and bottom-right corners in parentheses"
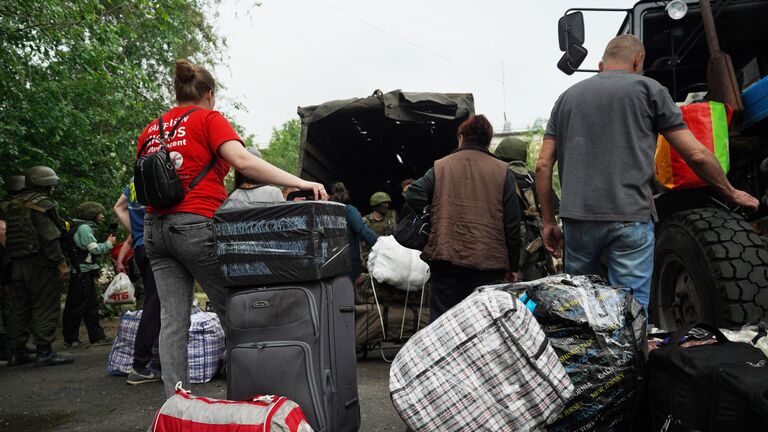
top-left (89, 337), bottom-right (113, 347)
top-left (7, 352), bottom-right (33, 367)
top-left (63, 340), bottom-right (82, 349)
top-left (126, 367), bottom-right (161, 385)
top-left (34, 351), bottom-right (74, 367)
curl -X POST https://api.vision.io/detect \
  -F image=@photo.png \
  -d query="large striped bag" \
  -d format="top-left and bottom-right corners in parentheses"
top-left (152, 383), bottom-right (314, 432)
top-left (107, 307), bottom-right (224, 383)
top-left (389, 288), bottom-right (574, 431)
top-left (655, 101), bottom-right (732, 190)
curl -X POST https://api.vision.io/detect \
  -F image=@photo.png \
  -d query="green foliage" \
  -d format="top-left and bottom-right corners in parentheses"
top-left (523, 118), bottom-right (561, 196)
top-left (261, 119), bottom-right (301, 176)
top-left (0, 0), bottom-right (225, 216)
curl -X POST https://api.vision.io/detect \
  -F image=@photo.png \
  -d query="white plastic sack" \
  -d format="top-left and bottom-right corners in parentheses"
top-left (367, 235), bottom-right (429, 292)
top-left (104, 272), bottom-right (136, 305)
top-left (721, 323), bottom-right (768, 358)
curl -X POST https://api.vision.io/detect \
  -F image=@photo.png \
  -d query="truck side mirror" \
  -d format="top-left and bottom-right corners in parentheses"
top-left (558, 12), bottom-right (585, 51)
top-left (557, 44), bottom-right (589, 75)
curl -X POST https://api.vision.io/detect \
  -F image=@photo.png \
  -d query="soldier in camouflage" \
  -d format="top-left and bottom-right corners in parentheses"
top-left (3, 166), bottom-right (72, 366)
top-left (361, 192), bottom-right (397, 266)
top-left (0, 175), bottom-right (27, 361)
top-left (495, 137), bottom-right (557, 281)
top-left (363, 192), bottom-right (397, 236)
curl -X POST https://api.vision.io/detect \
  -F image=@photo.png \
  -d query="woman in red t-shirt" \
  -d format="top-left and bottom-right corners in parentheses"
top-left (139, 59), bottom-right (327, 398)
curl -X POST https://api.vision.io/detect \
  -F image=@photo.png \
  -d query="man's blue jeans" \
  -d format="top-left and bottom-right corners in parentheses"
top-left (563, 219), bottom-right (655, 309)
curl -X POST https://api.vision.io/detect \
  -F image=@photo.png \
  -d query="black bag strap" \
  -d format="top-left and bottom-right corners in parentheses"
top-left (161, 108), bottom-right (218, 191)
top-left (136, 108), bottom-right (200, 157)
top-left (669, 322), bottom-right (729, 347)
top-left (188, 153), bottom-right (218, 191)
top-left (751, 321), bottom-right (768, 345)
top-left (159, 108), bottom-right (199, 143)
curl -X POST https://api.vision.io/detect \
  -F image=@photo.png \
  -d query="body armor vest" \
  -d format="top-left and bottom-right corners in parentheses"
top-left (4, 192), bottom-right (49, 259)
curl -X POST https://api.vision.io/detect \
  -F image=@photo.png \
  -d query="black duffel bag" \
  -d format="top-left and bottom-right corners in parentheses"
top-left (648, 322), bottom-right (768, 432)
top-left (393, 205), bottom-right (430, 251)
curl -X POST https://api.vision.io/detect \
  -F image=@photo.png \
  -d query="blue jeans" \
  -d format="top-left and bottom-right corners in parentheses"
top-left (563, 219), bottom-right (654, 309)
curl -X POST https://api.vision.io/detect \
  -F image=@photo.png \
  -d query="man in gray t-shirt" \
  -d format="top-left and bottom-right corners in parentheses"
top-left (536, 35), bottom-right (757, 309)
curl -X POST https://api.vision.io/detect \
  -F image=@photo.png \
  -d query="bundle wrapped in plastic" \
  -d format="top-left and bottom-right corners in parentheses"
top-left (214, 200), bottom-right (350, 286)
top-left (482, 275), bottom-right (646, 432)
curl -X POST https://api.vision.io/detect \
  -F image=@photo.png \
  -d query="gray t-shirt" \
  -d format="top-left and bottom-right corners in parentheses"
top-left (545, 70), bottom-right (685, 222)
top-left (227, 185), bottom-right (285, 203)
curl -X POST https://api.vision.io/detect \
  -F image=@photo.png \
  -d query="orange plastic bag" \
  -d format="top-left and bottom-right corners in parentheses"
top-left (655, 101), bottom-right (732, 190)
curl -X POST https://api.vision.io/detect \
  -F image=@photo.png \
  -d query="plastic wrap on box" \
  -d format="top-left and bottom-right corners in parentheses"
top-left (214, 200), bottom-right (350, 286)
top-left (483, 275), bottom-right (646, 432)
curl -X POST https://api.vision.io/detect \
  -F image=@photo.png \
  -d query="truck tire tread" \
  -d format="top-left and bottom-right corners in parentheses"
top-left (663, 208), bottom-right (768, 326)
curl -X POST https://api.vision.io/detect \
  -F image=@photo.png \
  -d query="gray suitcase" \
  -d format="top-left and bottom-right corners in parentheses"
top-left (226, 275), bottom-right (360, 432)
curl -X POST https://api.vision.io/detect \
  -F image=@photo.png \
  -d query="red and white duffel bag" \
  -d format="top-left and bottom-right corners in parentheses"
top-left (152, 383), bottom-right (314, 432)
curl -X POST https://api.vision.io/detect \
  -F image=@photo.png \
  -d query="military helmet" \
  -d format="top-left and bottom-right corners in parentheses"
top-left (76, 201), bottom-right (105, 222)
top-left (4, 174), bottom-right (25, 192)
top-left (370, 191), bottom-right (392, 207)
top-left (25, 166), bottom-right (60, 187)
top-left (494, 137), bottom-right (528, 163)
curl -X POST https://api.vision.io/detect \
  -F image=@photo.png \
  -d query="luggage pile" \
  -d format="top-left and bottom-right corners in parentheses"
top-left (355, 236), bottom-right (429, 358)
top-left (493, 275), bottom-right (647, 432)
top-left (390, 274), bottom-right (647, 432)
top-left (214, 200), bottom-right (361, 432)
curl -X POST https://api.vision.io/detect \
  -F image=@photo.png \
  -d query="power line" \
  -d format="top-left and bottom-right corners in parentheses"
top-left (310, 0), bottom-right (545, 101)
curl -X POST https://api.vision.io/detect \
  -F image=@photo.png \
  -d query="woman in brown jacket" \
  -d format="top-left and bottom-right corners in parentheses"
top-left (406, 114), bottom-right (521, 320)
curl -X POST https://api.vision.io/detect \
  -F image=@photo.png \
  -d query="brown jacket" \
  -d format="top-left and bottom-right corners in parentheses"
top-left (422, 147), bottom-right (515, 271)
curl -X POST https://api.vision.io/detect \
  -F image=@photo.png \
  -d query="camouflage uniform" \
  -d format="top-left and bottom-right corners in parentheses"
top-left (0, 175), bottom-right (26, 360)
top-left (363, 210), bottom-right (398, 237)
top-left (4, 167), bottom-right (71, 366)
top-left (361, 192), bottom-right (397, 267)
top-left (495, 137), bottom-right (554, 281)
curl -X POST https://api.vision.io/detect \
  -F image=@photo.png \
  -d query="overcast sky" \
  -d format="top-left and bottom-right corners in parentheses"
top-left (212, 0), bottom-right (639, 146)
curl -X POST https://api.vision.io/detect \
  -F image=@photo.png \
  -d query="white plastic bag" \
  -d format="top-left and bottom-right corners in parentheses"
top-left (721, 322), bottom-right (768, 358)
top-left (367, 236), bottom-right (429, 292)
top-left (104, 272), bottom-right (136, 305)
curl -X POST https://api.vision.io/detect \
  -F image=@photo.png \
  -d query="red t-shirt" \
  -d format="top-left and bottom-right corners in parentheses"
top-left (136, 106), bottom-right (242, 218)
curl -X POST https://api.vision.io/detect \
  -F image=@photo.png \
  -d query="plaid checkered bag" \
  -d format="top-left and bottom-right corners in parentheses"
top-left (389, 290), bottom-right (574, 431)
top-left (107, 308), bottom-right (224, 383)
top-left (188, 308), bottom-right (225, 383)
top-left (107, 310), bottom-right (158, 376)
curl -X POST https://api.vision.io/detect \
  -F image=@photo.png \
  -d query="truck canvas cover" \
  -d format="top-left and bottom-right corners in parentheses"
top-left (298, 89), bottom-right (474, 213)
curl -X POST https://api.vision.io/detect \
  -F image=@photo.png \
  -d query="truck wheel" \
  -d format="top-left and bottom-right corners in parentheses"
top-left (652, 208), bottom-right (768, 330)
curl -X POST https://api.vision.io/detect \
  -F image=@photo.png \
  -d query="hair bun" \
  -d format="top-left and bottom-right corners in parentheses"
top-left (175, 59), bottom-right (196, 84)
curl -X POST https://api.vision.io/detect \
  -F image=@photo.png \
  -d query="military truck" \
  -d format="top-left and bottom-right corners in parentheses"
top-left (556, 0), bottom-right (768, 330)
top-left (297, 89), bottom-right (474, 213)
